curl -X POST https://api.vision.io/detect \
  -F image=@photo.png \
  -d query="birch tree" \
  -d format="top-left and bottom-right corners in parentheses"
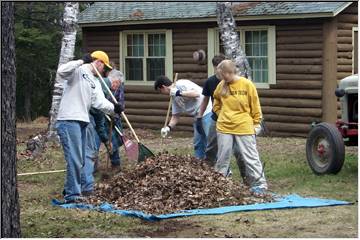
top-left (1, 2), bottom-right (21, 237)
top-left (48, 2), bottom-right (79, 140)
top-left (216, 2), bottom-right (252, 80)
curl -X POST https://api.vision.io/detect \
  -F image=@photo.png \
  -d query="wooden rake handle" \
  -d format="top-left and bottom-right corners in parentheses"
top-left (164, 73), bottom-right (178, 127)
top-left (91, 63), bottom-right (140, 143)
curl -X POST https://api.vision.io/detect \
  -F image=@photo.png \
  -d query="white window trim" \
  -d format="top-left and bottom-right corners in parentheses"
top-left (352, 26), bottom-right (358, 75)
top-left (208, 25), bottom-right (276, 89)
top-left (119, 29), bottom-right (173, 85)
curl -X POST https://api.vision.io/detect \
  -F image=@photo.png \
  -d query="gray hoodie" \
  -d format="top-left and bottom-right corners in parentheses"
top-left (56, 60), bottom-right (114, 123)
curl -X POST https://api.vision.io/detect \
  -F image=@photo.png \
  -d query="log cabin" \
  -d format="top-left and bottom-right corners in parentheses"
top-left (78, 2), bottom-right (358, 137)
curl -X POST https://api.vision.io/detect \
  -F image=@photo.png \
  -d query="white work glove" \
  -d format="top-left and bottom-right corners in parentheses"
top-left (161, 126), bottom-right (171, 138)
top-left (254, 124), bottom-right (262, 136)
top-left (170, 87), bottom-right (182, 97)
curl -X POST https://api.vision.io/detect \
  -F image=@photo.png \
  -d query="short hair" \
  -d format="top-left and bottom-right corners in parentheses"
top-left (108, 69), bottom-right (124, 82)
top-left (154, 75), bottom-right (172, 90)
top-left (212, 54), bottom-right (226, 67)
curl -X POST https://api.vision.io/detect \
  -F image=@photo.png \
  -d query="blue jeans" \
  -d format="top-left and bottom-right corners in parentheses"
top-left (193, 112), bottom-right (212, 159)
top-left (56, 120), bottom-right (93, 201)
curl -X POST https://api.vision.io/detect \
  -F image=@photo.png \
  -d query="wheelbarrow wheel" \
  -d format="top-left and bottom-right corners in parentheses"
top-left (306, 122), bottom-right (345, 175)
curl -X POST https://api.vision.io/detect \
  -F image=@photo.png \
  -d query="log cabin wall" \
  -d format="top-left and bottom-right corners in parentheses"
top-left (335, 2), bottom-right (358, 118)
top-left (81, 4), bottom-right (357, 137)
top-left (336, 2), bottom-right (358, 81)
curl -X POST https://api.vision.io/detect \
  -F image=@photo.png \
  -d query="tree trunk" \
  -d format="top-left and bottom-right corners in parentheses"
top-left (216, 2), bottom-right (252, 79)
top-left (23, 2), bottom-right (34, 122)
top-left (1, 2), bottom-right (21, 237)
top-left (47, 2), bottom-right (79, 140)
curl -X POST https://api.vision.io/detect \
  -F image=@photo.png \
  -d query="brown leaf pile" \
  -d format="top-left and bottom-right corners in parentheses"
top-left (88, 153), bottom-right (273, 214)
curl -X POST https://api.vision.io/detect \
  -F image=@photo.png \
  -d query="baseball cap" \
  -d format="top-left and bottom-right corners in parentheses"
top-left (91, 50), bottom-right (112, 69)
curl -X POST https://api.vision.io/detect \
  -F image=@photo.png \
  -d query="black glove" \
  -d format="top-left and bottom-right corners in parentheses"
top-left (114, 103), bottom-right (124, 114)
top-left (195, 117), bottom-right (205, 136)
top-left (82, 53), bottom-right (93, 64)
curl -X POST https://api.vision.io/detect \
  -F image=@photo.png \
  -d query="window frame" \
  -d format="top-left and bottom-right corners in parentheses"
top-left (352, 26), bottom-right (358, 75)
top-left (208, 25), bottom-right (276, 89)
top-left (119, 29), bottom-right (173, 85)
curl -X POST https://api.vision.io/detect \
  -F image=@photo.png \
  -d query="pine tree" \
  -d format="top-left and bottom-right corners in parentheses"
top-left (1, 2), bottom-right (21, 237)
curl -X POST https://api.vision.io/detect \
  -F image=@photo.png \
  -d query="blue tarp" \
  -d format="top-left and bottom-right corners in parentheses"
top-left (52, 194), bottom-right (352, 221)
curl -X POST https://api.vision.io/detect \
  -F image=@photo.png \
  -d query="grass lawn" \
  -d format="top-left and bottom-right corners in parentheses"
top-left (16, 122), bottom-right (358, 237)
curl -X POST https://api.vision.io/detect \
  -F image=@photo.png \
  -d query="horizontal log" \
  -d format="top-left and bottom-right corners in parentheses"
top-left (127, 122), bottom-right (193, 132)
top-left (337, 36), bottom-right (353, 44)
top-left (173, 52), bottom-right (194, 58)
top-left (173, 45), bottom-right (207, 52)
top-left (258, 89), bottom-right (322, 99)
top-left (337, 52), bottom-right (353, 59)
top-left (337, 58), bottom-right (353, 65)
top-left (276, 58), bottom-right (322, 65)
top-left (276, 65), bottom-right (322, 74)
top-left (260, 97), bottom-right (321, 108)
top-left (277, 36), bottom-right (322, 44)
top-left (277, 43), bottom-right (322, 51)
top-left (125, 108), bottom-right (168, 116)
top-left (126, 114), bottom-right (194, 125)
top-left (173, 29), bottom-right (207, 34)
top-left (126, 101), bottom-right (169, 110)
top-left (267, 131), bottom-right (307, 138)
top-left (174, 58), bottom-right (201, 64)
top-left (173, 64), bottom-right (207, 72)
top-left (337, 72), bottom-right (353, 80)
top-left (338, 44), bottom-right (353, 52)
top-left (86, 46), bottom-right (120, 52)
top-left (262, 106), bottom-right (322, 117)
top-left (337, 14), bottom-right (358, 24)
top-left (276, 25), bottom-right (322, 31)
top-left (337, 65), bottom-right (353, 72)
top-left (125, 93), bottom-right (169, 101)
top-left (276, 73), bottom-right (322, 81)
top-left (85, 35), bottom-right (118, 41)
top-left (178, 72), bottom-right (208, 80)
top-left (265, 122), bottom-right (311, 133)
top-left (125, 85), bottom-right (156, 93)
top-left (276, 29), bottom-right (322, 37)
top-left (337, 23), bottom-right (356, 30)
top-left (270, 80), bottom-right (322, 89)
top-left (173, 38), bottom-right (207, 45)
top-left (337, 29), bottom-right (353, 37)
top-left (264, 114), bottom-right (321, 124)
top-left (277, 50), bottom-right (322, 58)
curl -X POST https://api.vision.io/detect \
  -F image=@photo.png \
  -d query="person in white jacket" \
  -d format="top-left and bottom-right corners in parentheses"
top-left (55, 50), bottom-right (123, 203)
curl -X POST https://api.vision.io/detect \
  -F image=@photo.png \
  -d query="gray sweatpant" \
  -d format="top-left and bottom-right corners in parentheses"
top-left (215, 132), bottom-right (267, 189)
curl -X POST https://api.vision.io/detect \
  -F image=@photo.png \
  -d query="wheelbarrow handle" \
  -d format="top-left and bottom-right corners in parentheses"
top-left (91, 63), bottom-right (140, 143)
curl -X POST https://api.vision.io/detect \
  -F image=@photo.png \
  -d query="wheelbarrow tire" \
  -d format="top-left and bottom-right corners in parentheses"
top-left (306, 122), bottom-right (345, 175)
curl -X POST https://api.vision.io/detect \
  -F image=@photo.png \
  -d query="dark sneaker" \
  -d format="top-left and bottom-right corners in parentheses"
top-left (64, 196), bottom-right (86, 204)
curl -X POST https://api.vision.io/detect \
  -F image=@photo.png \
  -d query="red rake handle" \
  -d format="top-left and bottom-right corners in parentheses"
top-left (91, 63), bottom-right (140, 143)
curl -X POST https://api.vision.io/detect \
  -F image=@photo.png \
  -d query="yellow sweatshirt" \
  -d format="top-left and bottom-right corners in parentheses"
top-left (213, 76), bottom-right (262, 135)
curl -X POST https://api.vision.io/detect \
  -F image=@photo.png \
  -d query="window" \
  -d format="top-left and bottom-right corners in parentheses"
top-left (120, 30), bottom-right (173, 84)
top-left (353, 27), bottom-right (358, 74)
top-left (209, 26), bottom-right (276, 88)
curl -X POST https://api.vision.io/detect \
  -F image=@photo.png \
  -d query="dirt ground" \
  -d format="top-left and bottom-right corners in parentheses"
top-left (16, 121), bottom-right (358, 238)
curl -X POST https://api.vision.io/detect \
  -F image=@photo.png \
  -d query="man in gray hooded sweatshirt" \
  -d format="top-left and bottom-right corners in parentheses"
top-left (56, 50), bottom-right (123, 203)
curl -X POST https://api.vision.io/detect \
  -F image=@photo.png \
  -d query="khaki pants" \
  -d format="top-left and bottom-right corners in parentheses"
top-left (215, 133), bottom-right (267, 189)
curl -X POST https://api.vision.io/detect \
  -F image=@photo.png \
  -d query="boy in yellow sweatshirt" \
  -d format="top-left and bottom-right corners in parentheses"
top-left (213, 60), bottom-right (267, 194)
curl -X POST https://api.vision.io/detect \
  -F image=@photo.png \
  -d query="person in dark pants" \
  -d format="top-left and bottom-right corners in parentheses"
top-left (196, 54), bottom-right (226, 166)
